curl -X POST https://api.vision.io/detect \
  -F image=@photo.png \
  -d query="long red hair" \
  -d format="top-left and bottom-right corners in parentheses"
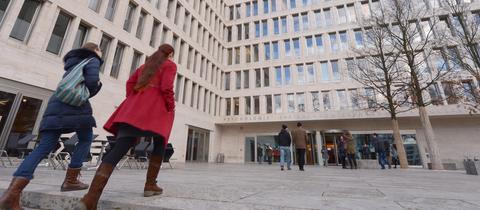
top-left (134, 44), bottom-right (174, 91)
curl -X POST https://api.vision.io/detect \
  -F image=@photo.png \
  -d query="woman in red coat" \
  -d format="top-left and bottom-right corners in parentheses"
top-left (75, 44), bottom-right (176, 210)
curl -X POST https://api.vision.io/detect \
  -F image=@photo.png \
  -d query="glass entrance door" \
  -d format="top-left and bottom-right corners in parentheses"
top-left (0, 91), bottom-right (16, 135)
top-left (323, 132), bottom-right (344, 165)
top-left (305, 132), bottom-right (318, 165)
top-left (186, 127), bottom-right (210, 162)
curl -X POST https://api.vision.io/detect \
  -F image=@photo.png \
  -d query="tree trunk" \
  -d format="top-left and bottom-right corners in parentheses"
top-left (418, 106), bottom-right (443, 170)
top-left (391, 119), bottom-right (408, 169)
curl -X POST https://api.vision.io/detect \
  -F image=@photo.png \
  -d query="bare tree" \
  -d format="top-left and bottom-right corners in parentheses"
top-left (444, 0), bottom-right (480, 113)
top-left (349, 13), bottom-right (410, 168)
top-left (381, 0), bottom-right (454, 170)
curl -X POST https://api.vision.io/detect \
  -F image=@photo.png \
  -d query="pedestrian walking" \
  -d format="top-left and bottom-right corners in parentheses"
top-left (0, 43), bottom-right (103, 210)
top-left (278, 124), bottom-right (292, 171)
top-left (344, 131), bottom-right (357, 169)
top-left (372, 133), bottom-right (388, 169)
top-left (265, 145), bottom-right (273, 164)
top-left (385, 141), bottom-right (392, 169)
top-left (338, 136), bottom-right (347, 169)
top-left (257, 144), bottom-right (264, 164)
top-left (362, 144), bottom-right (370, 159)
top-left (75, 44), bottom-right (177, 210)
top-left (391, 144), bottom-right (399, 169)
top-left (291, 122), bottom-right (307, 171)
top-left (321, 146), bottom-right (329, 167)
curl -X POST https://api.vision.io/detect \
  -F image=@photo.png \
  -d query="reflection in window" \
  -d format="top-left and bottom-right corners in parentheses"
top-left (287, 93), bottom-right (295, 112)
top-left (297, 93), bottom-right (305, 112)
top-left (297, 64), bottom-right (305, 85)
top-left (274, 94), bottom-right (282, 113)
top-left (266, 95), bottom-right (272, 114)
top-left (321, 62), bottom-right (329, 81)
top-left (245, 96), bottom-right (251, 115)
top-left (311, 92), bottom-right (320, 112)
top-left (10, 0), bottom-right (42, 42)
top-left (322, 91), bottom-right (331, 110)
top-left (254, 96), bottom-right (260, 114)
top-left (331, 61), bottom-right (340, 80)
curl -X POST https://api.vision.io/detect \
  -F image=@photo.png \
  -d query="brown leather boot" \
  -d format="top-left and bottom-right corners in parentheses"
top-left (144, 155), bottom-right (163, 197)
top-left (61, 168), bottom-right (89, 192)
top-left (0, 177), bottom-right (29, 210)
top-left (74, 163), bottom-right (114, 210)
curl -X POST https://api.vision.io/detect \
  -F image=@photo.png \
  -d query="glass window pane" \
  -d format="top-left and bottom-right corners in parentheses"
top-left (275, 66), bottom-right (282, 86)
top-left (110, 43), bottom-right (125, 78)
top-left (311, 91), bottom-right (320, 112)
top-left (46, 12), bottom-right (72, 54)
top-left (297, 93), bottom-right (305, 112)
top-left (287, 93), bottom-right (295, 112)
top-left (0, 0), bottom-right (11, 23)
top-left (72, 24), bottom-right (89, 49)
top-left (331, 60), bottom-right (340, 80)
top-left (274, 94), bottom-right (282, 113)
top-left (105, 0), bottom-right (117, 21)
top-left (321, 62), bottom-right (329, 81)
top-left (10, 0), bottom-right (41, 41)
top-left (263, 68), bottom-right (270, 87)
top-left (322, 91), bottom-right (331, 110)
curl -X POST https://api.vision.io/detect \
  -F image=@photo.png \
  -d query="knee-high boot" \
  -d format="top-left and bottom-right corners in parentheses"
top-left (144, 155), bottom-right (163, 197)
top-left (74, 163), bottom-right (114, 210)
top-left (0, 177), bottom-right (29, 210)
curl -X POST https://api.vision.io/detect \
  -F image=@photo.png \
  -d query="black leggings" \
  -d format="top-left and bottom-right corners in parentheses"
top-left (103, 136), bottom-right (165, 166)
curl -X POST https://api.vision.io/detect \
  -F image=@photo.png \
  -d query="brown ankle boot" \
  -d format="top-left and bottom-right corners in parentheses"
top-left (0, 177), bottom-right (29, 210)
top-left (144, 155), bottom-right (163, 197)
top-left (74, 163), bottom-right (114, 210)
top-left (61, 168), bottom-right (89, 192)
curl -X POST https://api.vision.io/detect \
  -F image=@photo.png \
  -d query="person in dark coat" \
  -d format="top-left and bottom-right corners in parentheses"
top-left (278, 124), bottom-right (292, 171)
top-left (291, 122), bottom-right (307, 171)
top-left (338, 136), bottom-right (347, 169)
top-left (0, 43), bottom-right (103, 210)
top-left (76, 44), bottom-right (177, 210)
top-left (372, 133), bottom-right (388, 169)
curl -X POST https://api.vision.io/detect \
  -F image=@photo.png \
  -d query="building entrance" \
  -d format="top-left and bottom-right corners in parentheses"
top-left (322, 131), bottom-right (345, 166)
top-left (185, 127), bottom-right (210, 162)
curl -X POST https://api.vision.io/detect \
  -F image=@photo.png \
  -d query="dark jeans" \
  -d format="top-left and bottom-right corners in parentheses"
top-left (14, 128), bottom-right (93, 180)
top-left (339, 152), bottom-right (347, 168)
top-left (103, 136), bottom-right (165, 166)
top-left (347, 153), bottom-right (357, 169)
top-left (377, 152), bottom-right (388, 169)
top-left (296, 149), bottom-right (306, 170)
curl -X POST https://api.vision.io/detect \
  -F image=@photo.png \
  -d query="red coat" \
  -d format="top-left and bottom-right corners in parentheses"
top-left (104, 59), bottom-right (177, 142)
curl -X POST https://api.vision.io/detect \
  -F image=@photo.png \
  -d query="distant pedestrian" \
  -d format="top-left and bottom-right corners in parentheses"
top-left (278, 124), bottom-right (292, 171)
top-left (385, 141), bottom-right (392, 169)
top-left (257, 144), bottom-right (264, 164)
top-left (291, 122), bottom-right (308, 171)
top-left (338, 136), bottom-right (347, 169)
top-left (344, 131), bottom-right (357, 170)
top-left (0, 43), bottom-right (103, 210)
top-left (362, 144), bottom-right (370, 159)
top-left (372, 133), bottom-right (388, 169)
top-left (321, 146), bottom-right (329, 167)
top-left (391, 144), bottom-right (399, 169)
top-left (265, 145), bottom-right (273, 164)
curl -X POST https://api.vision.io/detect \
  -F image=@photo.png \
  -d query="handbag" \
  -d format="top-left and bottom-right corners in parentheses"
top-left (54, 58), bottom-right (94, 106)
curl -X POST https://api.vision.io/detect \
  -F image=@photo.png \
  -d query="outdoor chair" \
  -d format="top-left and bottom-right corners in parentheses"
top-left (117, 138), bottom-right (151, 170)
top-left (16, 134), bottom-right (37, 159)
top-left (163, 143), bottom-right (175, 169)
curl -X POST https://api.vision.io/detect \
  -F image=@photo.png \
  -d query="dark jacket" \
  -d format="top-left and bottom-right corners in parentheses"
top-left (39, 48), bottom-right (103, 133)
top-left (278, 129), bottom-right (292, 147)
top-left (373, 137), bottom-right (385, 153)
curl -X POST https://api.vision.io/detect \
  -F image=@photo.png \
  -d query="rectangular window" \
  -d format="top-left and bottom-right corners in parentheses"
top-left (255, 69), bottom-right (262, 87)
top-left (9, 0), bottom-right (42, 41)
top-left (255, 21), bottom-right (260, 37)
top-left (245, 45), bottom-right (251, 63)
top-left (321, 62), bottom-right (329, 81)
top-left (324, 8), bottom-right (332, 26)
top-left (263, 68), bottom-right (270, 87)
top-left (273, 18), bottom-right (280, 34)
top-left (306, 36), bottom-right (314, 55)
top-left (234, 97), bottom-right (240, 115)
top-left (246, 2), bottom-right (251, 17)
top-left (293, 38), bottom-right (300, 57)
top-left (150, 20), bottom-right (160, 47)
top-left (253, 44), bottom-right (259, 62)
top-left (110, 43), bottom-right (125, 78)
top-left (302, 13), bottom-right (309, 31)
top-left (284, 39), bottom-right (291, 57)
top-left (224, 72), bottom-right (231, 90)
top-left (271, 0), bottom-right (277, 12)
top-left (88, 0), bottom-right (102, 12)
top-left (264, 42), bottom-right (271, 60)
top-left (331, 60), bottom-right (340, 80)
top-left (462, 81), bottom-right (477, 102)
top-left (237, 24), bottom-right (242, 41)
top-left (253, 1), bottom-right (258, 16)
top-left (235, 71), bottom-right (241, 90)
top-left (354, 30), bottom-right (364, 48)
top-left (287, 93), bottom-right (295, 112)
top-left (272, 42), bottom-right (279, 59)
top-left (235, 47), bottom-right (240, 64)
top-left (244, 70), bottom-right (250, 89)
top-left (275, 66), bottom-right (282, 86)
top-left (365, 88), bottom-right (376, 108)
top-left (315, 10), bottom-right (322, 28)
top-left (105, 0), bottom-right (117, 21)
top-left (263, 0), bottom-right (269, 14)
top-left (347, 4), bottom-right (356, 23)
top-left (123, 2), bottom-right (136, 32)
top-left (428, 83), bottom-right (443, 105)
top-left (130, 51), bottom-right (143, 75)
top-left (281, 16), bottom-right (287, 33)
top-left (227, 48), bottom-right (233, 65)
top-left (72, 23), bottom-right (90, 49)
top-left (46, 12), bottom-right (72, 55)
top-left (266, 95), bottom-right (273, 114)
top-left (99, 34), bottom-right (112, 72)
top-left (227, 26), bottom-right (232, 42)
top-left (311, 91), bottom-right (320, 112)
top-left (229, 6), bottom-right (234, 20)
top-left (175, 75), bottom-right (183, 102)
top-left (322, 91), bottom-right (331, 110)
top-left (349, 89), bottom-right (360, 109)
top-left (315, 35), bottom-right (324, 53)
top-left (244, 23), bottom-right (250, 39)
top-left (307, 63), bottom-right (315, 84)
top-left (361, 1), bottom-right (370, 18)
top-left (254, 96), bottom-right (260, 114)
top-left (136, 11), bottom-right (146, 39)
top-left (337, 6), bottom-right (347, 24)
top-left (339, 31), bottom-right (348, 50)
top-left (236, 4), bottom-right (241, 19)
top-left (293, 15), bottom-right (300, 32)
top-left (0, 1), bottom-right (9, 23)
top-left (297, 93), bottom-right (305, 112)
top-left (245, 96), bottom-right (251, 115)
top-left (284, 65), bottom-right (291, 85)
top-left (329, 33), bottom-right (338, 52)
top-left (226, 98), bottom-right (231, 115)
top-left (290, 0), bottom-right (296, 8)
top-left (274, 94), bottom-right (282, 113)
top-left (297, 64), bottom-right (306, 85)
top-left (337, 90), bottom-right (348, 109)
top-left (442, 82), bottom-right (459, 104)
top-left (262, 20), bottom-right (268, 36)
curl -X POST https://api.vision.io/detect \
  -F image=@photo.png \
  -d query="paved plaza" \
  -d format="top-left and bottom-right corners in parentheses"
top-left (1, 163), bottom-right (479, 210)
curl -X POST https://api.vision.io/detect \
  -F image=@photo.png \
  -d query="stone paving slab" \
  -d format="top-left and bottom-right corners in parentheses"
top-left (1, 164), bottom-right (479, 210)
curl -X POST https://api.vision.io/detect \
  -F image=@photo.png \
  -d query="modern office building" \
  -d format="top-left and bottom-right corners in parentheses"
top-left (0, 0), bottom-right (479, 169)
